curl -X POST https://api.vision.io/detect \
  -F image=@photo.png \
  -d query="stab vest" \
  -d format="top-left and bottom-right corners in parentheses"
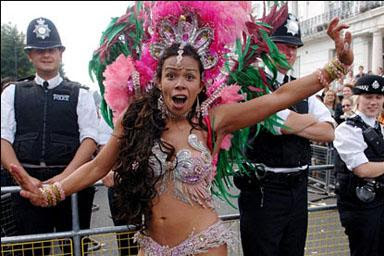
top-left (13, 79), bottom-right (82, 165)
top-left (246, 75), bottom-right (311, 167)
top-left (335, 115), bottom-right (384, 207)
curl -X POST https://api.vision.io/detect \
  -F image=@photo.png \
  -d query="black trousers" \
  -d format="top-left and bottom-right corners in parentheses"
top-left (10, 167), bottom-right (95, 256)
top-left (234, 170), bottom-right (308, 256)
top-left (337, 200), bottom-right (384, 256)
top-left (108, 187), bottom-right (139, 256)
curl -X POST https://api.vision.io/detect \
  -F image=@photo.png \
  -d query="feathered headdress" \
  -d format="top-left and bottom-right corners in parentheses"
top-left (90, 1), bottom-right (250, 126)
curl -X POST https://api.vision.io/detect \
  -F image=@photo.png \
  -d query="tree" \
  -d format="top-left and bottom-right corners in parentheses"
top-left (59, 63), bottom-right (66, 78)
top-left (1, 22), bottom-right (34, 80)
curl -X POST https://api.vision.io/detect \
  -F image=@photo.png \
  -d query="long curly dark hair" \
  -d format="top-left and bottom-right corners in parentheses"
top-left (113, 43), bottom-right (208, 227)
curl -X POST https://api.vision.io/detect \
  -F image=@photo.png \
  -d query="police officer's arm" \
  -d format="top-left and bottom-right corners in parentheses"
top-left (269, 110), bottom-right (316, 134)
top-left (293, 121), bottom-right (334, 142)
top-left (353, 162), bottom-right (384, 178)
top-left (1, 85), bottom-right (42, 187)
top-left (1, 139), bottom-right (42, 187)
top-left (334, 123), bottom-right (384, 179)
top-left (1, 139), bottom-right (22, 172)
top-left (8, 114), bottom-right (125, 206)
top-left (55, 138), bottom-right (97, 180)
top-left (283, 95), bottom-right (335, 142)
top-left (102, 170), bottom-right (115, 187)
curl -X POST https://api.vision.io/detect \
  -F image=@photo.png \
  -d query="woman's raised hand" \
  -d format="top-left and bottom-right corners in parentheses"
top-left (9, 164), bottom-right (47, 207)
top-left (327, 17), bottom-right (353, 66)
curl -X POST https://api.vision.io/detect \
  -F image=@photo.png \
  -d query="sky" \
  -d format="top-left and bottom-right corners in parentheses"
top-left (1, 1), bottom-right (134, 92)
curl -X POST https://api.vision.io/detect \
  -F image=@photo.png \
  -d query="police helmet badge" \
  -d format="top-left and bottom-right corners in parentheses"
top-left (372, 80), bottom-right (379, 89)
top-left (270, 13), bottom-right (303, 47)
top-left (285, 14), bottom-right (299, 36)
top-left (33, 18), bottom-right (51, 40)
top-left (353, 75), bottom-right (384, 95)
top-left (24, 17), bottom-right (65, 51)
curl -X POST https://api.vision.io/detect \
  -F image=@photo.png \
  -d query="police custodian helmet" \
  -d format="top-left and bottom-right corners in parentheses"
top-left (24, 17), bottom-right (65, 51)
top-left (353, 75), bottom-right (384, 95)
top-left (270, 13), bottom-right (304, 48)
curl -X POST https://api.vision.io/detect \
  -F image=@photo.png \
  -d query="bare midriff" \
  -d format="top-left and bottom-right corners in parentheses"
top-left (147, 192), bottom-right (218, 247)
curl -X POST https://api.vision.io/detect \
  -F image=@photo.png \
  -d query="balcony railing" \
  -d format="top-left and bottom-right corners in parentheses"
top-left (300, 1), bottom-right (384, 37)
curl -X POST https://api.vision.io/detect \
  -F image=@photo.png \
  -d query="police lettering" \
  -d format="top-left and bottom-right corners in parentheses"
top-left (53, 94), bottom-right (70, 101)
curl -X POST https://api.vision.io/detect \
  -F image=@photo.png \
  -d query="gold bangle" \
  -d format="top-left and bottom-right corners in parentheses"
top-left (324, 63), bottom-right (337, 81)
top-left (316, 69), bottom-right (330, 87)
top-left (51, 184), bottom-right (62, 203)
top-left (332, 57), bottom-right (350, 75)
top-left (42, 187), bottom-right (54, 206)
top-left (39, 188), bottom-right (49, 207)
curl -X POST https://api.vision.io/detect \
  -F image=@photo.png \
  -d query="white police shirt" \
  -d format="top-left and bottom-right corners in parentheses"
top-left (1, 74), bottom-right (99, 144)
top-left (97, 116), bottom-right (113, 146)
top-left (334, 111), bottom-right (384, 171)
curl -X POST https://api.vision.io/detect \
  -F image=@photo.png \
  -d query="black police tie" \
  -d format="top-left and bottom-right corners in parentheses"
top-left (283, 74), bottom-right (290, 84)
top-left (43, 81), bottom-right (49, 90)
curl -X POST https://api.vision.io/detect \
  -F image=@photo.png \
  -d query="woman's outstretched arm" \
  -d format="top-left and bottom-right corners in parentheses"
top-left (213, 17), bottom-right (353, 135)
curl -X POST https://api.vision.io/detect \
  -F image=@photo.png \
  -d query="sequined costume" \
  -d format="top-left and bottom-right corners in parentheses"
top-left (134, 220), bottom-right (234, 256)
top-left (150, 133), bottom-right (214, 208)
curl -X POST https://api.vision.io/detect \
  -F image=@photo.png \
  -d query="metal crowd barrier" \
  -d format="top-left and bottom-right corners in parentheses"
top-left (1, 165), bottom-right (349, 256)
top-left (309, 144), bottom-right (336, 195)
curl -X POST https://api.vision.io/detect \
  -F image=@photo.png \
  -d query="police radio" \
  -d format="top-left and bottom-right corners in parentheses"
top-left (355, 181), bottom-right (376, 203)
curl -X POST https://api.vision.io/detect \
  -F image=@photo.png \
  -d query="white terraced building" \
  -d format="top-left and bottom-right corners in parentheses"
top-left (252, 1), bottom-right (384, 78)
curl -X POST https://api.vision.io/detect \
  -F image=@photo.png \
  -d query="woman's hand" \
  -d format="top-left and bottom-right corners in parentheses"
top-left (327, 17), bottom-right (353, 66)
top-left (9, 164), bottom-right (47, 207)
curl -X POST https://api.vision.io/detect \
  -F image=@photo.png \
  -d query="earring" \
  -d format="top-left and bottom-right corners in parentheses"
top-left (158, 94), bottom-right (166, 119)
top-left (196, 96), bottom-right (201, 117)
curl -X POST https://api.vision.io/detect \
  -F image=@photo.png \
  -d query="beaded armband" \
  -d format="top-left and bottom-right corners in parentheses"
top-left (39, 182), bottom-right (66, 207)
top-left (316, 69), bottom-right (330, 88)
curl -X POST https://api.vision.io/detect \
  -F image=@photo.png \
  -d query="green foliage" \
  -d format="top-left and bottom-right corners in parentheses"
top-left (59, 63), bottom-right (66, 78)
top-left (1, 23), bottom-right (34, 80)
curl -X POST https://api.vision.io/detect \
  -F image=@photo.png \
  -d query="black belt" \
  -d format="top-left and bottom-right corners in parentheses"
top-left (234, 167), bottom-right (307, 190)
top-left (21, 162), bottom-right (67, 168)
top-left (263, 169), bottom-right (307, 181)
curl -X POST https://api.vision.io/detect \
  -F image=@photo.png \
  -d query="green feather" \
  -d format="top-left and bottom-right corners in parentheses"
top-left (88, 2), bottom-right (145, 128)
top-left (210, 23), bottom-right (291, 207)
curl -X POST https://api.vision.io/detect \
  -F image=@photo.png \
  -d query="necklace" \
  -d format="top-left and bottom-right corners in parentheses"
top-left (164, 107), bottom-right (190, 121)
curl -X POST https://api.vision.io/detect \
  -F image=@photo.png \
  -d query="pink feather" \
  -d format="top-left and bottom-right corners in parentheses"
top-left (220, 134), bottom-right (233, 151)
top-left (103, 54), bottom-right (136, 116)
top-left (219, 85), bottom-right (245, 104)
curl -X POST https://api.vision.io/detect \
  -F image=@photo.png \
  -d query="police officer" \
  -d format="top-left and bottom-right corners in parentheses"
top-left (334, 75), bottom-right (384, 256)
top-left (234, 13), bottom-right (336, 256)
top-left (1, 17), bottom-right (99, 255)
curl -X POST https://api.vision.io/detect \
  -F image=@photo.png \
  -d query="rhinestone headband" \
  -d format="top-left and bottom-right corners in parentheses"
top-left (150, 13), bottom-right (218, 70)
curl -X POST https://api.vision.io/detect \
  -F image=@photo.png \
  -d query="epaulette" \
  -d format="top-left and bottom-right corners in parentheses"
top-left (346, 115), bottom-right (368, 130)
top-left (64, 77), bottom-right (89, 90)
top-left (16, 75), bottom-right (35, 82)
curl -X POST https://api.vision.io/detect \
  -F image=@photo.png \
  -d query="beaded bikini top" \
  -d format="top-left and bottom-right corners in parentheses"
top-left (149, 133), bottom-right (215, 209)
